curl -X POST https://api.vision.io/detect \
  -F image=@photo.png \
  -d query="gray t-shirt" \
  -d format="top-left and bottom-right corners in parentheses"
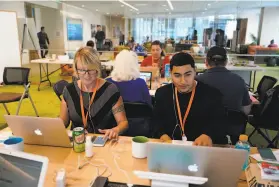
top-left (196, 67), bottom-right (251, 111)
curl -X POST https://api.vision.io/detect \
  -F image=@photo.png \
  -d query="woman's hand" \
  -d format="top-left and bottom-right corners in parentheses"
top-left (98, 127), bottom-right (119, 140)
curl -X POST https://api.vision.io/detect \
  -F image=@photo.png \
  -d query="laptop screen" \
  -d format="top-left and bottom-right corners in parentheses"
top-left (0, 153), bottom-right (43, 187)
top-left (140, 71), bottom-right (152, 89)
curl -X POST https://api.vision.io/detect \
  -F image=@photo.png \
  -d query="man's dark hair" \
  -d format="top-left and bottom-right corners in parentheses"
top-left (170, 52), bottom-right (195, 70)
top-left (97, 25), bottom-right (101, 27)
top-left (206, 46), bottom-right (227, 67)
top-left (271, 39), bottom-right (274, 44)
top-left (86, 40), bottom-right (94, 48)
top-left (151, 40), bottom-right (165, 56)
top-left (41, 26), bottom-right (45, 31)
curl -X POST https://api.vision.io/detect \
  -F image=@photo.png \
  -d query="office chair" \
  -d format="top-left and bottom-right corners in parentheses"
top-left (53, 80), bottom-right (69, 100)
top-left (254, 75), bottom-right (277, 102)
top-left (248, 85), bottom-right (279, 148)
top-left (122, 102), bottom-right (153, 137)
top-left (0, 67), bottom-right (39, 116)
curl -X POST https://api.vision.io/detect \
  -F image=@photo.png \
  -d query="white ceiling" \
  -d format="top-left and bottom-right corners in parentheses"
top-left (64, 1), bottom-right (279, 17)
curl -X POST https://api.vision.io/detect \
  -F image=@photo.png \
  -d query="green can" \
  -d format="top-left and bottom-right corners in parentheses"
top-left (72, 127), bottom-right (85, 153)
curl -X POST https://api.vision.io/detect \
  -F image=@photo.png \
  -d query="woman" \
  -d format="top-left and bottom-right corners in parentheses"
top-left (141, 40), bottom-right (170, 77)
top-left (107, 50), bottom-right (151, 106)
top-left (60, 47), bottom-right (128, 139)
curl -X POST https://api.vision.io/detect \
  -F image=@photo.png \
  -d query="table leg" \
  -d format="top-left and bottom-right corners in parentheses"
top-left (253, 71), bottom-right (257, 91)
top-left (46, 63), bottom-right (51, 86)
top-left (38, 63), bottom-right (42, 91)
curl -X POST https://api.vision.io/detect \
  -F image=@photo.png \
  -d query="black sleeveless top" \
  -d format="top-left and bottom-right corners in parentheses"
top-left (63, 81), bottom-right (120, 133)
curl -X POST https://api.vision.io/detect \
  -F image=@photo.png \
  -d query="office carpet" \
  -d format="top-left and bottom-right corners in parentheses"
top-left (1, 64), bottom-right (279, 147)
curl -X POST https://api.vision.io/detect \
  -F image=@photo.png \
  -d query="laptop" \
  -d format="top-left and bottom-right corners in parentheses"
top-left (147, 142), bottom-right (247, 187)
top-left (0, 148), bottom-right (48, 187)
top-left (4, 115), bottom-right (72, 148)
top-left (140, 71), bottom-right (152, 90)
top-left (139, 66), bottom-right (159, 81)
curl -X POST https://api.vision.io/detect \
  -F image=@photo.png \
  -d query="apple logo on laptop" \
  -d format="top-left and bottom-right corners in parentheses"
top-left (188, 164), bottom-right (198, 172)
top-left (34, 129), bottom-right (42, 136)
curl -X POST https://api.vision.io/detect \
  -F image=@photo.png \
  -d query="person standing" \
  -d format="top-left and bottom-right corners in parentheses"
top-left (119, 31), bottom-right (125, 45)
top-left (95, 25), bottom-right (105, 51)
top-left (37, 26), bottom-right (50, 58)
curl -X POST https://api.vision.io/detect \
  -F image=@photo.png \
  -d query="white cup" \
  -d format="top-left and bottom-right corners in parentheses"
top-left (4, 137), bottom-right (24, 151)
top-left (132, 136), bottom-right (149, 159)
top-left (52, 54), bottom-right (57, 60)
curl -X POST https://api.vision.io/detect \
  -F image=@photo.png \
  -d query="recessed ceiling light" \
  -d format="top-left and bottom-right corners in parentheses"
top-left (121, 5), bottom-right (124, 7)
top-left (166, 9), bottom-right (169, 11)
top-left (202, 12), bottom-right (205, 14)
top-left (208, 3), bottom-right (211, 6)
top-left (162, 5), bottom-right (167, 7)
top-left (106, 13), bottom-right (110, 15)
top-left (137, 12), bottom-right (139, 14)
top-left (96, 9), bottom-right (99, 11)
top-left (81, 5), bottom-right (85, 8)
top-left (205, 8), bottom-right (207, 10)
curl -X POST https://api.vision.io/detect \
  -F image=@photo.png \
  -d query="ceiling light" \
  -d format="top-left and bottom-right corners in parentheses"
top-left (169, 12), bottom-right (171, 15)
top-left (162, 4), bottom-right (167, 7)
top-left (81, 5), bottom-right (84, 8)
top-left (106, 13), bottom-right (110, 15)
top-left (119, 0), bottom-right (139, 11)
top-left (208, 3), bottom-right (211, 6)
top-left (166, 0), bottom-right (174, 10)
top-left (121, 5), bottom-right (124, 7)
top-left (137, 12), bottom-right (139, 14)
top-left (96, 9), bottom-right (99, 11)
top-left (166, 9), bottom-right (169, 11)
top-left (202, 12), bottom-right (205, 14)
top-left (205, 8), bottom-right (207, 10)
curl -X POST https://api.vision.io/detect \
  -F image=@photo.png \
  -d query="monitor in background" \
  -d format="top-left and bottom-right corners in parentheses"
top-left (140, 71), bottom-right (152, 90)
top-left (0, 149), bottom-right (48, 187)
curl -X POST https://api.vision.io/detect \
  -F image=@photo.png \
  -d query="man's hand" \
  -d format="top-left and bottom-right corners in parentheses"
top-left (160, 134), bottom-right (172, 142)
top-left (193, 134), bottom-right (212, 147)
top-left (98, 127), bottom-right (119, 140)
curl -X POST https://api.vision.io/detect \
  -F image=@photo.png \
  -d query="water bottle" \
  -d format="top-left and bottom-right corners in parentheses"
top-left (235, 134), bottom-right (250, 170)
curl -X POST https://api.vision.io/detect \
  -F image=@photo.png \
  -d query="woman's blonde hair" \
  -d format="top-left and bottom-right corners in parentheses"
top-left (111, 50), bottom-right (140, 81)
top-left (74, 47), bottom-right (101, 77)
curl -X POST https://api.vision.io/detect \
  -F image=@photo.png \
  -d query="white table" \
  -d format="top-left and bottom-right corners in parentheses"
top-left (31, 59), bottom-right (73, 91)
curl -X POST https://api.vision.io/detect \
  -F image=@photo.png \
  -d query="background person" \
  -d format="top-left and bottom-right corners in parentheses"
top-left (60, 47), bottom-right (128, 139)
top-left (37, 26), bottom-right (50, 58)
top-left (268, 39), bottom-right (278, 48)
top-left (107, 50), bottom-right (151, 106)
top-left (95, 25), bottom-right (105, 51)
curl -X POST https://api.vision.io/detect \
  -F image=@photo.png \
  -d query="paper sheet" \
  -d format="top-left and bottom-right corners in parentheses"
top-left (250, 150), bottom-right (279, 164)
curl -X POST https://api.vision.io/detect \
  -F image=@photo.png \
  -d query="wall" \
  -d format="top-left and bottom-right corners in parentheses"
top-left (259, 7), bottom-right (279, 46)
top-left (0, 1), bottom-right (25, 18)
top-left (105, 16), bottom-right (125, 38)
top-left (238, 9), bottom-right (261, 44)
top-left (62, 3), bottom-right (106, 51)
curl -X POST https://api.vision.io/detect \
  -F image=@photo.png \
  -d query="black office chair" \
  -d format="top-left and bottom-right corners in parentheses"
top-left (225, 108), bottom-right (248, 144)
top-left (254, 75), bottom-right (277, 102)
top-left (122, 102), bottom-right (153, 137)
top-left (0, 67), bottom-right (39, 116)
top-left (248, 85), bottom-right (279, 148)
top-left (53, 80), bottom-right (69, 100)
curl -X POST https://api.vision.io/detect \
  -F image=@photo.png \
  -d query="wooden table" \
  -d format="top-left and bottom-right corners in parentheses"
top-left (0, 128), bottom-right (259, 187)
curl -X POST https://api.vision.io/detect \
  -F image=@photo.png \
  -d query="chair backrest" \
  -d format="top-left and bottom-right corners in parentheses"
top-left (3, 67), bottom-right (30, 85)
top-left (257, 75), bottom-right (277, 101)
top-left (122, 102), bottom-right (153, 137)
top-left (257, 85), bottom-right (279, 129)
top-left (53, 80), bottom-right (69, 100)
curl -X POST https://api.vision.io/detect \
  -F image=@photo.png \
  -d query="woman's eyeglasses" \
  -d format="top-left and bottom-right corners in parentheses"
top-left (77, 69), bottom-right (98, 75)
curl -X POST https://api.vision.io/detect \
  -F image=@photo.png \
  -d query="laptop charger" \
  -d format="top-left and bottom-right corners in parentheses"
top-left (56, 168), bottom-right (66, 187)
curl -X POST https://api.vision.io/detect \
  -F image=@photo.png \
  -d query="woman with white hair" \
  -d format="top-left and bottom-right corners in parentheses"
top-left (107, 50), bottom-right (151, 105)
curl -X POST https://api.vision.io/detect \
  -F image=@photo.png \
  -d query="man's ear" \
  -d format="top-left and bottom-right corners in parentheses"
top-left (205, 59), bottom-right (210, 69)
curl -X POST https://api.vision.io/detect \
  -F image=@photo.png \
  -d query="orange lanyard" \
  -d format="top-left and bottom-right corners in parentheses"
top-left (79, 79), bottom-right (99, 128)
top-left (174, 83), bottom-right (196, 136)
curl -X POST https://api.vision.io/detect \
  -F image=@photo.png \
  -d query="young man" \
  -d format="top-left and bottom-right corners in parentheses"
top-left (141, 40), bottom-right (170, 77)
top-left (95, 25), bottom-right (105, 51)
top-left (196, 46), bottom-right (251, 143)
top-left (37, 26), bottom-right (50, 58)
top-left (153, 52), bottom-right (226, 146)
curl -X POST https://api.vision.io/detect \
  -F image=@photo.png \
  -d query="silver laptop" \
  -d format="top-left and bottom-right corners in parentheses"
top-left (4, 115), bottom-right (72, 148)
top-left (147, 142), bottom-right (247, 187)
top-left (0, 148), bottom-right (48, 187)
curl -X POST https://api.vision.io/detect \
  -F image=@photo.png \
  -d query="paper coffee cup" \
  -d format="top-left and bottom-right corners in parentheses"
top-left (132, 136), bottom-right (149, 159)
top-left (52, 54), bottom-right (57, 60)
top-left (4, 137), bottom-right (24, 151)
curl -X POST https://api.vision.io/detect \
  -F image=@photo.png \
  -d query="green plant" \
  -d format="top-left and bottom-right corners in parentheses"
top-left (250, 33), bottom-right (258, 45)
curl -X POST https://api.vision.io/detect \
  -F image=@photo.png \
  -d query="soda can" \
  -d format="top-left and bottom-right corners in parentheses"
top-left (73, 127), bottom-right (85, 153)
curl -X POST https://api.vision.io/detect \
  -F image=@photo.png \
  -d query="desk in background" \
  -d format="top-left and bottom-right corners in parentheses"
top-left (31, 59), bottom-right (73, 91)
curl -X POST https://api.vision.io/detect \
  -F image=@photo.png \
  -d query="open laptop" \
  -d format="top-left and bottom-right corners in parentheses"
top-left (147, 142), bottom-right (247, 187)
top-left (4, 115), bottom-right (72, 148)
top-left (0, 148), bottom-right (48, 187)
top-left (139, 66), bottom-right (159, 81)
top-left (140, 71), bottom-right (152, 89)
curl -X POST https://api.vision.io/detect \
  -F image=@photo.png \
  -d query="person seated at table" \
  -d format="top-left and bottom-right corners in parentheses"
top-left (106, 50), bottom-right (151, 106)
top-left (60, 47), bottom-right (128, 139)
top-left (141, 40), bottom-right (170, 77)
top-left (153, 52), bottom-right (227, 146)
top-left (86, 40), bottom-right (98, 54)
top-left (268, 39), bottom-right (278, 48)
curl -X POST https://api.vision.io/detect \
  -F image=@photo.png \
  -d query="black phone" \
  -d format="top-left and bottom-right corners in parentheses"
top-left (258, 148), bottom-right (277, 161)
top-left (91, 176), bottom-right (108, 187)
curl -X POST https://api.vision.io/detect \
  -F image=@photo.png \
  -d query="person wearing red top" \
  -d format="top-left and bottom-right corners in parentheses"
top-left (141, 40), bottom-right (170, 77)
top-left (268, 39), bottom-right (278, 48)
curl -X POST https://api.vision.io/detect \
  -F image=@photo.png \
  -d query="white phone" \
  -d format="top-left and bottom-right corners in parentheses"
top-left (93, 136), bottom-right (108, 147)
